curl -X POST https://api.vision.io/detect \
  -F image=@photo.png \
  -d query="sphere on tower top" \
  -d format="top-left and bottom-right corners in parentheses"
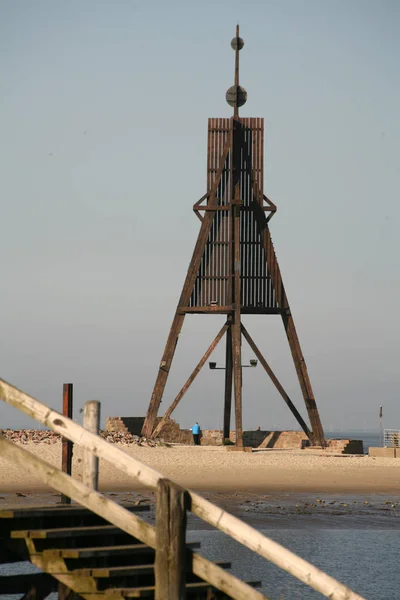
top-left (226, 85), bottom-right (247, 108)
top-left (231, 36), bottom-right (244, 51)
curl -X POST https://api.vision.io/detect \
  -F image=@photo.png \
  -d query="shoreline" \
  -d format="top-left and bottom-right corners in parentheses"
top-left (1, 442), bottom-right (399, 496)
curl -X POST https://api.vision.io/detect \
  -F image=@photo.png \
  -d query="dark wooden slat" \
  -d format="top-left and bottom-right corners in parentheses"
top-left (76, 564), bottom-right (154, 578)
top-left (48, 541), bottom-right (201, 560)
top-left (11, 524), bottom-right (133, 539)
top-left (0, 503), bottom-right (150, 520)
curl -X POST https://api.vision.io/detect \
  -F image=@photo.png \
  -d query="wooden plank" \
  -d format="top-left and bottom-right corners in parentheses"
top-left (83, 400), bottom-right (100, 490)
top-left (11, 524), bottom-right (134, 539)
top-left (76, 564), bottom-right (154, 578)
top-left (46, 542), bottom-right (200, 559)
top-left (151, 322), bottom-right (229, 439)
top-left (155, 479), bottom-right (187, 600)
top-left (0, 504), bottom-right (150, 519)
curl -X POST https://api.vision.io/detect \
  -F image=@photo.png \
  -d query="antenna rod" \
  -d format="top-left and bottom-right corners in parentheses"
top-left (234, 24), bottom-right (240, 118)
top-left (225, 27), bottom-right (247, 117)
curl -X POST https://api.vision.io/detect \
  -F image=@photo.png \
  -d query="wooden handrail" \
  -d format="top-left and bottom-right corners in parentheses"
top-left (0, 378), bottom-right (365, 600)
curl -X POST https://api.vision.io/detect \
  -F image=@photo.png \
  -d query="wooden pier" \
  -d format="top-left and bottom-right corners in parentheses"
top-left (0, 502), bottom-right (248, 598)
top-left (0, 377), bottom-right (365, 600)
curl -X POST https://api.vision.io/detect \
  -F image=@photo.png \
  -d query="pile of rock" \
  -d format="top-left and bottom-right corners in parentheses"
top-left (100, 431), bottom-right (168, 447)
top-left (0, 429), bottom-right (169, 447)
top-left (0, 429), bottom-right (61, 444)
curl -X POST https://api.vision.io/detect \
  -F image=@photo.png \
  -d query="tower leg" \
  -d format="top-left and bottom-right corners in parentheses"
top-left (282, 312), bottom-right (326, 446)
top-left (232, 314), bottom-right (243, 446)
top-left (232, 140), bottom-right (243, 446)
top-left (223, 324), bottom-right (233, 441)
top-left (142, 313), bottom-right (185, 437)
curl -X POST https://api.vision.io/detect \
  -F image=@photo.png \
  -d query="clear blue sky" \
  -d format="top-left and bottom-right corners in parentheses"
top-left (1, 0), bottom-right (399, 433)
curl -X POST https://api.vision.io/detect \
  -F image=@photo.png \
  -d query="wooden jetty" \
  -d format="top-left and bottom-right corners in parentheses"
top-left (0, 377), bottom-right (365, 600)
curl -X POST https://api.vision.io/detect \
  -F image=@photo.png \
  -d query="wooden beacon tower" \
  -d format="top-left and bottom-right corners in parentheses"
top-left (142, 27), bottom-right (326, 447)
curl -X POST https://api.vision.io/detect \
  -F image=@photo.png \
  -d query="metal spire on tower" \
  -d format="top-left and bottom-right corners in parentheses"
top-left (225, 24), bottom-right (247, 117)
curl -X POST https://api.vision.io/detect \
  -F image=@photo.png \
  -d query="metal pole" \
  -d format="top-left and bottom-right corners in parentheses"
top-left (61, 383), bottom-right (73, 504)
top-left (83, 401), bottom-right (100, 490)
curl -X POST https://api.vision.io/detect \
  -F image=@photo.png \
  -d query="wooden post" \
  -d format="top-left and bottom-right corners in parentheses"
top-left (83, 401), bottom-right (100, 490)
top-left (155, 479), bottom-right (187, 600)
top-left (232, 119), bottom-right (243, 447)
top-left (223, 324), bottom-right (233, 440)
top-left (61, 383), bottom-right (73, 504)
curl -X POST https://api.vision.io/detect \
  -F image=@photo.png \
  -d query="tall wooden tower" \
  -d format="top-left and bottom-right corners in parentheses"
top-left (142, 27), bottom-right (326, 447)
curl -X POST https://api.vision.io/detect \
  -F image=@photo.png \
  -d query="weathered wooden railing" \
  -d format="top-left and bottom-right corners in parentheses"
top-left (0, 378), bottom-right (365, 600)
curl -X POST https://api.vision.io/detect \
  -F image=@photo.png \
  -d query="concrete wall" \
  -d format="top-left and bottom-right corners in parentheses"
top-left (105, 416), bottom-right (363, 453)
top-left (369, 447), bottom-right (400, 458)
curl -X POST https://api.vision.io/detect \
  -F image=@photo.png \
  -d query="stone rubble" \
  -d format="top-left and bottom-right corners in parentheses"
top-left (0, 429), bottom-right (169, 447)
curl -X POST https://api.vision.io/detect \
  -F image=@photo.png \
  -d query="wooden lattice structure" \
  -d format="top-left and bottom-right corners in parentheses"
top-left (142, 27), bottom-right (325, 447)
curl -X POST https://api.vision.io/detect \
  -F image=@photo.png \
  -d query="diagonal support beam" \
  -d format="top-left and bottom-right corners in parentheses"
top-left (151, 322), bottom-right (229, 439)
top-left (241, 324), bottom-right (312, 440)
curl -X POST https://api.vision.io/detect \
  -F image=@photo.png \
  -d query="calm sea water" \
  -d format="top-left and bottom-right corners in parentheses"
top-left (1, 523), bottom-right (397, 599)
top-left (187, 527), bottom-right (399, 599)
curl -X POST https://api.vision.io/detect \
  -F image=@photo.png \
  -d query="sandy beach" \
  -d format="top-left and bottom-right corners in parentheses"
top-left (0, 442), bottom-right (399, 496)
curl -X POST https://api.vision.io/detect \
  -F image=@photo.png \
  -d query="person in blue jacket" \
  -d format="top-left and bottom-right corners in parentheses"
top-left (191, 422), bottom-right (201, 445)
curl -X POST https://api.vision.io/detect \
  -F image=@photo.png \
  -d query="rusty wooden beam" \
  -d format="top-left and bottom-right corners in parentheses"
top-left (232, 119), bottom-right (243, 447)
top-left (241, 324), bottom-right (312, 440)
top-left (61, 383), bottom-right (73, 505)
top-left (151, 322), bottom-right (229, 439)
top-left (178, 306), bottom-right (232, 314)
top-left (223, 324), bottom-right (233, 440)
